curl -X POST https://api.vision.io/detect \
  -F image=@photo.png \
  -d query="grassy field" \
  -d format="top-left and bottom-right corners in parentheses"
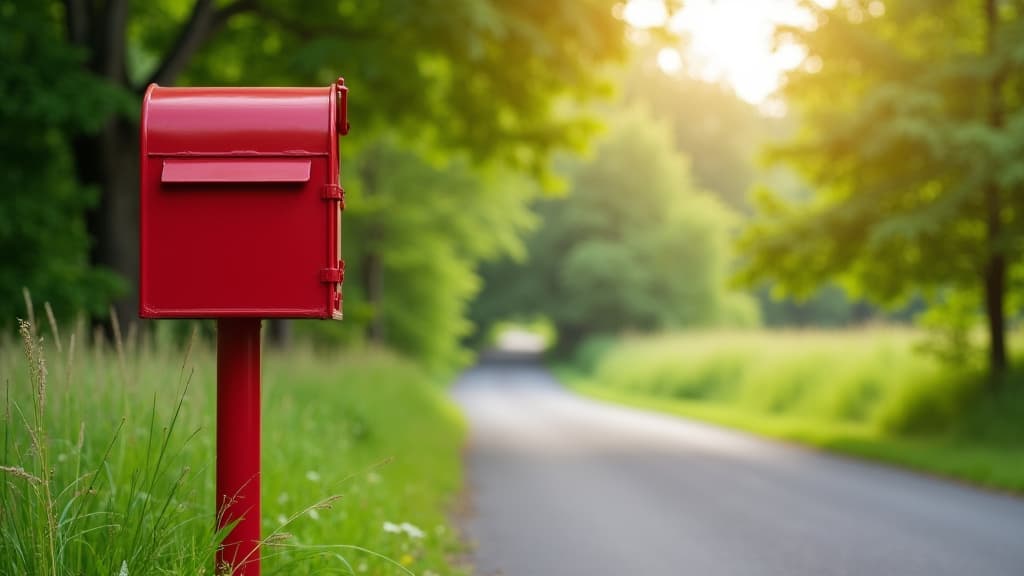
top-left (566, 330), bottom-right (1024, 493)
top-left (0, 315), bottom-right (466, 575)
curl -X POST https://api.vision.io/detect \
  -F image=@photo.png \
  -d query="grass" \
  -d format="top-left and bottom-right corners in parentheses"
top-left (0, 310), bottom-right (466, 575)
top-left (565, 329), bottom-right (1024, 493)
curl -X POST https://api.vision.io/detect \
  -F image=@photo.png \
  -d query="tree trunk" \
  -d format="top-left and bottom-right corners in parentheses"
top-left (65, 0), bottom-right (243, 333)
top-left (362, 251), bottom-right (385, 343)
top-left (66, 0), bottom-right (138, 333)
top-left (359, 146), bottom-right (385, 344)
top-left (983, 252), bottom-right (1007, 378)
top-left (266, 319), bottom-right (292, 348)
top-left (983, 0), bottom-right (1008, 382)
top-left (76, 116), bottom-right (140, 332)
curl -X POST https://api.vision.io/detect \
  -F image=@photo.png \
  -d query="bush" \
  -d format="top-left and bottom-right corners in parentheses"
top-left (583, 329), bottom-right (990, 436)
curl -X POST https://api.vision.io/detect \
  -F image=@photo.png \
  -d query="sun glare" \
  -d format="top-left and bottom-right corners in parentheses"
top-left (622, 0), bottom-right (833, 110)
top-left (656, 47), bottom-right (683, 74)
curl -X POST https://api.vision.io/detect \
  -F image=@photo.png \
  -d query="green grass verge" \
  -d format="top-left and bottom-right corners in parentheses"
top-left (564, 329), bottom-right (1024, 494)
top-left (1, 318), bottom-right (466, 575)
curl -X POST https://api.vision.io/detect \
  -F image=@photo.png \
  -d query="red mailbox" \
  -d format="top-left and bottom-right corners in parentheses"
top-left (139, 78), bottom-right (350, 576)
top-left (140, 78), bottom-right (349, 319)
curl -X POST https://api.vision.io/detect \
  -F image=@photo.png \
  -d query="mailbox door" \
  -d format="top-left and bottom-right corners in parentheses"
top-left (140, 83), bottom-right (344, 319)
top-left (141, 156), bottom-right (337, 318)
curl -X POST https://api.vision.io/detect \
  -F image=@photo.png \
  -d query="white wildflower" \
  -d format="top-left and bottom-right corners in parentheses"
top-left (400, 522), bottom-right (425, 539)
top-left (366, 471), bottom-right (381, 484)
top-left (383, 520), bottom-right (426, 539)
top-left (308, 509), bottom-right (320, 521)
top-left (305, 470), bottom-right (321, 482)
top-left (277, 492), bottom-right (290, 504)
top-left (276, 514), bottom-right (288, 525)
top-left (357, 561), bottom-right (368, 572)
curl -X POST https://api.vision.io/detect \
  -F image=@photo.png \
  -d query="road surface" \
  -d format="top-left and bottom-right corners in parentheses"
top-left (452, 355), bottom-right (1024, 576)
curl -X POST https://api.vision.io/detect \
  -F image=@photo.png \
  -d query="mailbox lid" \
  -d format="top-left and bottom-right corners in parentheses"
top-left (143, 86), bottom-right (335, 156)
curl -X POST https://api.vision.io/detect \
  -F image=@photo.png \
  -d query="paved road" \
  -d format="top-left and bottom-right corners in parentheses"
top-left (452, 356), bottom-right (1024, 576)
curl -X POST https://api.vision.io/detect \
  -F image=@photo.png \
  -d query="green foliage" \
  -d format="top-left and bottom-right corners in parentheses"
top-left (261, 348), bottom-right (466, 574)
top-left (736, 0), bottom-right (1024, 370)
top-left (1, 320), bottom-right (218, 576)
top-left (0, 2), bottom-right (128, 323)
top-left (295, 138), bottom-right (537, 369)
top-left (915, 288), bottom-right (985, 367)
top-left (582, 330), bottom-right (979, 434)
top-left (0, 318), bottom-right (465, 575)
top-left (569, 329), bottom-right (1024, 491)
top-left (473, 107), bottom-right (756, 352)
top-left (3, 0), bottom-right (634, 338)
top-left (141, 0), bottom-right (629, 176)
top-left (757, 284), bottom-right (864, 326)
top-left (571, 334), bottom-right (620, 374)
top-left (718, 292), bottom-right (763, 328)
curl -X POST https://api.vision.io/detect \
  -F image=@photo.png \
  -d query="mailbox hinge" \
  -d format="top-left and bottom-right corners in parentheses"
top-left (322, 184), bottom-right (345, 211)
top-left (320, 260), bottom-right (345, 284)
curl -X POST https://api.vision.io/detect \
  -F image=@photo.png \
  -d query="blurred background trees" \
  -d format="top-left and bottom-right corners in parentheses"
top-left (736, 0), bottom-right (1024, 382)
top-left (0, 2), bottom-right (129, 321)
top-left (32, 0), bottom-right (629, 341)
top-left (3, 0), bottom-right (1024, 385)
top-left (471, 108), bottom-right (758, 354)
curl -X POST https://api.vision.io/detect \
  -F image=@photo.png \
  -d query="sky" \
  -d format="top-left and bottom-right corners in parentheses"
top-left (622, 0), bottom-right (846, 111)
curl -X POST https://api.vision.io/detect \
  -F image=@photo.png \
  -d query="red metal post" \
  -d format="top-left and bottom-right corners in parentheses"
top-left (216, 318), bottom-right (262, 575)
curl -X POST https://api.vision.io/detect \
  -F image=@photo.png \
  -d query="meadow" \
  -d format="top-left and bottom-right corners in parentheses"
top-left (568, 329), bottom-right (1024, 492)
top-left (0, 312), bottom-right (466, 575)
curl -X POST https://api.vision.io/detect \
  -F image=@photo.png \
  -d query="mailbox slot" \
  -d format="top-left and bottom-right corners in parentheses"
top-left (161, 158), bottom-right (312, 184)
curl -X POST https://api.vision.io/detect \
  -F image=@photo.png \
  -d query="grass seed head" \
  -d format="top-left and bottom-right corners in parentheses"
top-left (314, 494), bottom-right (343, 510)
top-left (0, 465), bottom-right (42, 485)
top-left (264, 532), bottom-right (293, 546)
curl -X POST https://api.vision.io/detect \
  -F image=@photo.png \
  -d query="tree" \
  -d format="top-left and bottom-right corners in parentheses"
top-left (618, 47), bottom-right (877, 329)
top-left (473, 108), bottom-right (748, 354)
top-left (736, 0), bottom-right (1024, 381)
top-left (54, 0), bottom-right (631, 325)
top-left (0, 3), bottom-right (129, 323)
top-left (299, 137), bottom-right (537, 369)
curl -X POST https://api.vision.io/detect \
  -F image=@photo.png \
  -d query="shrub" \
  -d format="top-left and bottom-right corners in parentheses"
top-left (583, 329), bottom-right (990, 437)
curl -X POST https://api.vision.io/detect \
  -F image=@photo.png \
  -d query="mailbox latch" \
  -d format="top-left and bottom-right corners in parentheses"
top-left (323, 184), bottom-right (345, 210)
top-left (320, 261), bottom-right (345, 284)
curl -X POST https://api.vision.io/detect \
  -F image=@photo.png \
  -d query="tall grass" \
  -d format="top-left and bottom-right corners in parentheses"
top-left (259, 346), bottom-right (466, 574)
top-left (572, 329), bottom-right (1024, 490)
top-left (1, 311), bottom-right (216, 575)
top-left (0, 309), bottom-right (465, 575)
top-left (586, 330), bottom-right (986, 434)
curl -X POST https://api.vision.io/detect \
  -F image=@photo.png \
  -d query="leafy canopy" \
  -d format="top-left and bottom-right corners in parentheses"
top-left (0, 2), bottom-right (129, 322)
top-left (134, 0), bottom-right (630, 175)
top-left (737, 0), bottom-right (1024, 304)
top-left (299, 138), bottom-right (537, 368)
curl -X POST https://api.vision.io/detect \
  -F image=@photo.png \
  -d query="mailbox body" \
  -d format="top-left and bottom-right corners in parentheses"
top-left (140, 83), bottom-right (345, 319)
